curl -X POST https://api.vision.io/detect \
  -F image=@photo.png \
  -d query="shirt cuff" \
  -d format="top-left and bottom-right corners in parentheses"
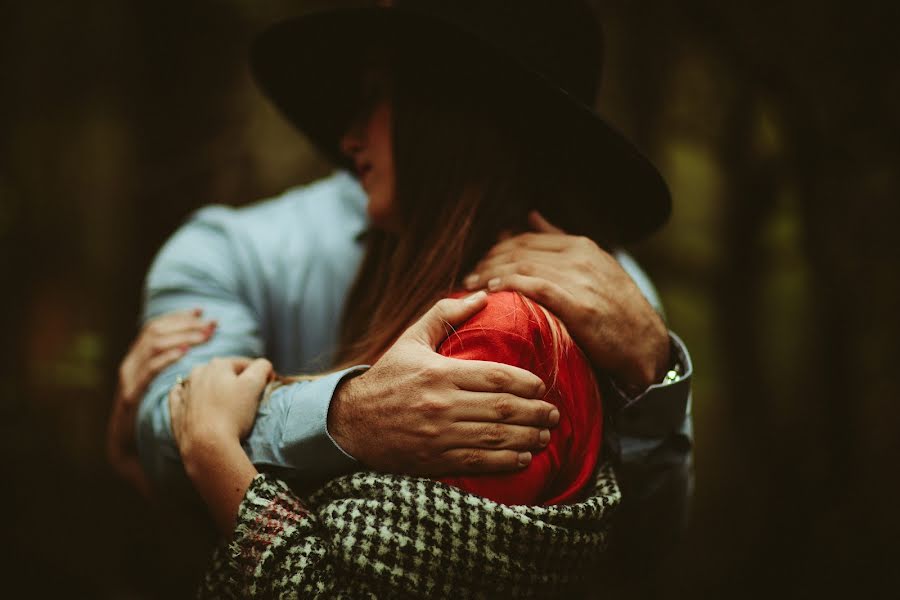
top-left (611, 331), bottom-right (693, 439)
top-left (243, 366), bottom-right (368, 482)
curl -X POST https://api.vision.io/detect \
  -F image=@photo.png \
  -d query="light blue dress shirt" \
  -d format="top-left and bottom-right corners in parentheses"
top-left (136, 171), bottom-right (693, 523)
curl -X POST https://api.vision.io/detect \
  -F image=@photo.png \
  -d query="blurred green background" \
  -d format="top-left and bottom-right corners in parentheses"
top-left (2, 1), bottom-right (898, 598)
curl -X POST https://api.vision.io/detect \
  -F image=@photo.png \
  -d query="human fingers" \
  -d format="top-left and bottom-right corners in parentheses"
top-left (443, 421), bottom-right (551, 451)
top-left (402, 292), bottom-right (488, 348)
top-left (474, 246), bottom-right (562, 271)
top-left (167, 382), bottom-right (187, 448)
top-left (197, 356), bottom-right (255, 377)
top-left (130, 346), bottom-right (190, 394)
top-left (436, 448), bottom-right (533, 474)
top-left (483, 231), bottom-right (572, 258)
top-left (527, 210), bottom-right (566, 234)
top-left (443, 357), bottom-right (546, 398)
top-left (237, 358), bottom-right (274, 394)
top-left (149, 328), bottom-right (216, 356)
top-left (477, 273), bottom-right (574, 316)
top-left (464, 254), bottom-right (577, 291)
top-left (141, 308), bottom-right (213, 338)
top-left (444, 391), bottom-right (559, 428)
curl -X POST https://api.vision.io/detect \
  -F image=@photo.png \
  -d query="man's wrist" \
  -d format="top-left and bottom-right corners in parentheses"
top-left (608, 331), bottom-right (693, 442)
top-left (610, 334), bottom-right (683, 402)
top-left (611, 325), bottom-right (671, 396)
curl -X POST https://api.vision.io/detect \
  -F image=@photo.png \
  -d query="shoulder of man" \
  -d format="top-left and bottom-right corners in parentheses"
top-left (189, 170), bottom-right (366, 243)
top-left (143, 171), bottom-right (366, 317)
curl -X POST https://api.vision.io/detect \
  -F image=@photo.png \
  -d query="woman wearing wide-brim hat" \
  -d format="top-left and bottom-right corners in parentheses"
top-left (172, 1), bottom-right (671, 597)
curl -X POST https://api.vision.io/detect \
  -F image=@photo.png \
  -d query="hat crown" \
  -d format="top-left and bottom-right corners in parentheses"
top-left (250, 0), bottom-right (671, 243)
top-left (394, 0), bottom-right (603, 107)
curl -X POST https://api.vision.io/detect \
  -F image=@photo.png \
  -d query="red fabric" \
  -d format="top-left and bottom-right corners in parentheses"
top-left (437, 291), bottom-right (603, 506)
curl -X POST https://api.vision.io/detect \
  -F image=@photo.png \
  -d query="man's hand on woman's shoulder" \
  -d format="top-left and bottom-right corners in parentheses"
top-left (328, 291), bottom-right (560, 476)
top-left (463, 210), bottom-right (670, 394)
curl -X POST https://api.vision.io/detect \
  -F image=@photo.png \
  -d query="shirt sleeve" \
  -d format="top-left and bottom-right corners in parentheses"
top-left (136, 206), bottom-right (359, 498)
top-left (609, 250), bottom-right (695, 559)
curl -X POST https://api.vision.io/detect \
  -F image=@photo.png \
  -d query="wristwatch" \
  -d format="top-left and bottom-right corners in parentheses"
top-left (662, 363), bottom-right (682, 385)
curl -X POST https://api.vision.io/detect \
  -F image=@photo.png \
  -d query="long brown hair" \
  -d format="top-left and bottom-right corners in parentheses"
top-left (330, 52), bottom-right (604, 369)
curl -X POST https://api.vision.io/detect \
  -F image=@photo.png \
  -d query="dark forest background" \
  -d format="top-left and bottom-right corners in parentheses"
top-left (2, 1), bottom-right (899, 598)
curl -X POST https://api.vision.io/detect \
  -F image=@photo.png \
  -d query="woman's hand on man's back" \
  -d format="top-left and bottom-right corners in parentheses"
top-left (327, 291), bottom-right (560, 476)
top-left (107, 308), bottom-right (217, 497)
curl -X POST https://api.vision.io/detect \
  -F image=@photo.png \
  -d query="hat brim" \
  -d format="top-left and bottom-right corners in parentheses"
top-left (250, 7), bottom-right (671, 244)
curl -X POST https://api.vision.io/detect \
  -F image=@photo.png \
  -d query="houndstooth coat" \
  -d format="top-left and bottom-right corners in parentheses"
top-left (200, 464), bottom-right (621, 599)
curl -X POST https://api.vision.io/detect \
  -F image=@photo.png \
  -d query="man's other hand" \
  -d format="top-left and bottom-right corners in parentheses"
top-left (464, 211), bottom-right (670, 393)
top-left (328, 291), bottom-right (559, 475)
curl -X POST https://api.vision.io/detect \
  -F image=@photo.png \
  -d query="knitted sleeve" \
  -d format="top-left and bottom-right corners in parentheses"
top-left (199, 474), bottom-right (335, 599)
top-left (202, 466), bottom-right (621, 598)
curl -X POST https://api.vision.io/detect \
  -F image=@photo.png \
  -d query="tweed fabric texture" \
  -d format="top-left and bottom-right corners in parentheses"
top-left (200, 463), bottom-right (620, 599)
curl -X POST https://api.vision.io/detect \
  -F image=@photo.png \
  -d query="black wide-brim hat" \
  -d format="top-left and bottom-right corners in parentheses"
top-left (250, 0), bottom-right (671, 244)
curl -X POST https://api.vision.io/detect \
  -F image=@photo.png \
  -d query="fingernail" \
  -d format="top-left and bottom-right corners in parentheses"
top-left (487, 277), bottom-right (501, 291)
top-left (463, 274), bottom-right (480, 289)
top-left (539, 429), bottom-right (550, 445)
top-left (206, 320), bottom-right (218, 331)
top-left (192, 308), bottom-right (203, 317)
top-left (464, 290), bottom-right (487, 304)
top-left (548, 409), bottom-right (560, 426)
top-left (179, 344), bottom-right (190, 353)
top-left (518, 452), bottom-right (532, 467)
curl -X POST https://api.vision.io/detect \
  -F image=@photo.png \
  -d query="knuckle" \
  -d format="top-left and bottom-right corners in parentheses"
top-left (533, 280), bottom-right (552, 300)
top-left (480, 423), bottom-right (506, 446)
top-left (485, 371), bottom-right (510, 391)
top-left (462, 449), bottom-right (485, 468)
top-left (574, 257), bottom-right (592, 273)
top-left (493, 395), bottom-right (514, 420)
top-left (414, 448), bottom-right (432, 465)
top-left (486, 368), bottom-right (510, 390)
top-left (577, 297), bottom-right (602, 323)
top-left (435, 298), bottom-right (454, 313)
top-left (416, 364), bottom-right (441, 385)
top-left (416, 396), bottom-right (446, 419)
top-left (520, 233), bottom-right (538, 246)
top-left (420, 423), bottom-right (440, 439)
top-left (517, 261), bottom-right (534, 276)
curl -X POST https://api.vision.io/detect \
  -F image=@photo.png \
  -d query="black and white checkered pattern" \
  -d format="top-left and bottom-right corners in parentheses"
top-left (201, 464), bottom-right (620, 599)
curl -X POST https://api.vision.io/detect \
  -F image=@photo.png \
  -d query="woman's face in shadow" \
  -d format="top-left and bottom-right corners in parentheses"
top-left (339, 68), bottom-right (397, 231)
